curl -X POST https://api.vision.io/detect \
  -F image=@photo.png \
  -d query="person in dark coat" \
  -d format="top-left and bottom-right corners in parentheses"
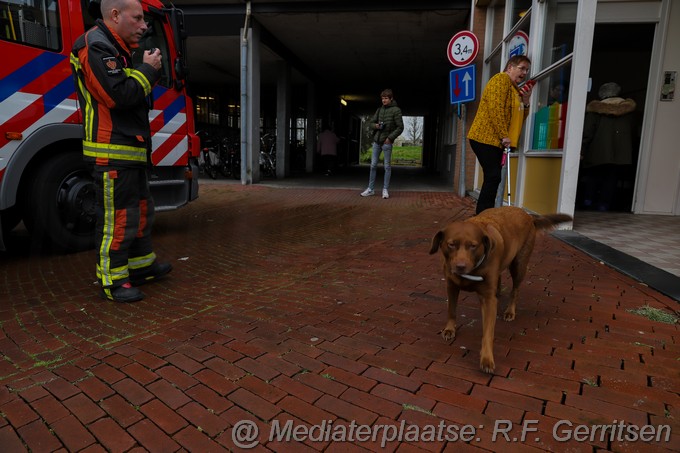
top-left (580, 82), bottom-right (637, 211)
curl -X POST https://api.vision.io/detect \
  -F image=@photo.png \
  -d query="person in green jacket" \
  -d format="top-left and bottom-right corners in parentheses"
top-left (467, 55), bottom-right (533, 214)
top-left (360, 89), bottom-right (404, 199)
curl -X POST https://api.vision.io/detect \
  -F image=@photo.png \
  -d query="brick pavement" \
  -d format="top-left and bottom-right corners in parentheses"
top-left (0, 183), bottom-right (677, 452)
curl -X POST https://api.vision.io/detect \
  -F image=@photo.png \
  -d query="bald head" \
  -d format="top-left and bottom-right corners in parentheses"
top-left (100, 0), bottom-right (147, 47)
top-left (101, 0), bottom-right (128, 18)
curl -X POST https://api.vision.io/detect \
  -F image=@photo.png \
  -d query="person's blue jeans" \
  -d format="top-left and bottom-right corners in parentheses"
top-left (368, 141), bottom-right (392, 191)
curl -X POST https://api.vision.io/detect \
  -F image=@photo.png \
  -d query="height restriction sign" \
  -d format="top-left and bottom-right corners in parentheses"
top-left (447, 30), bottom-right (479, 67)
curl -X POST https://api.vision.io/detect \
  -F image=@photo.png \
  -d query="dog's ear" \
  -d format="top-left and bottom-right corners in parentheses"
top-left (482, 233), bottom-right (492, 254)
top-left (484, 224), bottom-right (502, 252)
top-left (429, 230), bottom-right (443, 254)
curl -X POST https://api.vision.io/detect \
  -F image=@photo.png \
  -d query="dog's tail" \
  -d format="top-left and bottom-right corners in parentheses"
top-left (532, 213), bottom-right (573, 231)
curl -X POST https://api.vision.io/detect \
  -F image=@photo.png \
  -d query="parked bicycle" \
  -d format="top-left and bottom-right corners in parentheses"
top-left (259, 133), bottom-right (276, 178)
top-left (196, 130), bottom-right (219, 179)
top-left (219, 136), bottom-right (241, 180)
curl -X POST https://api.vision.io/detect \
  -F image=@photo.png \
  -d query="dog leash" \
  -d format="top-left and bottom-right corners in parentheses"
top-left (504, 146), bottom-right (512, 206)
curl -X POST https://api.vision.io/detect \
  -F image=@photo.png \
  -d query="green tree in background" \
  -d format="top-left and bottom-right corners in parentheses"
top-left (360, 116), bottom-right (423, 166)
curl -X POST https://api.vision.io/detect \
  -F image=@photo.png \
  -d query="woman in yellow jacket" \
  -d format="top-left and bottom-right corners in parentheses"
top-left (468, 55), bottom-right (533, 214)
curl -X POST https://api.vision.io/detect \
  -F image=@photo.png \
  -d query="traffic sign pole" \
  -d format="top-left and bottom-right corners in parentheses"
top-left (458, 104), bottom-right (467, 198)
top-left (446, 30), bottom-right (479, 199)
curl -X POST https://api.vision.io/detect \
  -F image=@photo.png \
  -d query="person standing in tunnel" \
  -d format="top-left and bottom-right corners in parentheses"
top-left (317, 121), bottom-right (340, 176)
top-left (360, 89), bottom-right (404, 199)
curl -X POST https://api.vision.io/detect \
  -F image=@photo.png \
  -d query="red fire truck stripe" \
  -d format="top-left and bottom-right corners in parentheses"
top-left (149, 112), bottom-right (164, 132)
top-left (152, 130), bottom-right (185, 165)
top-left (0, 52), bottom-right (37, 80)
top-left (65, 109), bottom-right (80, 124)
top-left (154, 89), bottom-right (180, 110)
top-left (22, 62), bottom-right (71, 96)
top-left (0, 95), bottom-right (44, 148)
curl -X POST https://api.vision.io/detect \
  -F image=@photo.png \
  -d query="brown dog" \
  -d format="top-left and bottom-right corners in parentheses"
top-left (429, 206), bottom-right (572, 373)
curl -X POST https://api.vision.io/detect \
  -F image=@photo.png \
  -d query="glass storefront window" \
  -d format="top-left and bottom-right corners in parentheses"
top-left (548, 23), bottom-right (575, 66)
top-left (487, 2), bottom-right (531, 69)
top-left (507, 22), bottom-right (530, 60)
top-left (488, 52), bottom-right (503, 77)
top-left (541, 0), bottom-right (577, 67)
top-left (512, 0), bottom-right (533, 28)
top-left (531, 61), bottom-right (572, 151)
top-left (490, 4), bottom-right (506, 49)
top-left (481, 0), bottom-right (579, 154)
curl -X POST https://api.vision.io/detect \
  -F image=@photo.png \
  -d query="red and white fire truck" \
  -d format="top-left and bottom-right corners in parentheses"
top-left (0, 0), bottom-right (200, 252)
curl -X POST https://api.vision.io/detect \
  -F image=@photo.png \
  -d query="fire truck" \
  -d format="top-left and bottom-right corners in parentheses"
top-left (0, 0), bottom-right (200, 252)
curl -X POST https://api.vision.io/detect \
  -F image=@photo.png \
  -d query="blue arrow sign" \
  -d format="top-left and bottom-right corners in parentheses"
top-left (450, 65), bottom-right (476, 104)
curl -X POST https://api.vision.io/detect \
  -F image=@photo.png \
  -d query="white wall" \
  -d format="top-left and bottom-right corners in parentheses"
top-left (638, 0), bottom-right (680, 214)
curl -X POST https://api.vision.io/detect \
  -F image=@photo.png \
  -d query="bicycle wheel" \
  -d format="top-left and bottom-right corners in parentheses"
top-left (203, 150), bottom-right (218, 179)
top-left (218, 158), bottom-right (231, 178)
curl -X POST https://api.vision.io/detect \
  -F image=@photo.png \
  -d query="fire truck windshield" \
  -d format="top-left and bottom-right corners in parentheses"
top-left (133, 13), bottom-right (171, 88)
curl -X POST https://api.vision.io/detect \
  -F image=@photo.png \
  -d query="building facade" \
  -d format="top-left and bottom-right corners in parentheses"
top-left (457, 0), bottom-right (678, 217)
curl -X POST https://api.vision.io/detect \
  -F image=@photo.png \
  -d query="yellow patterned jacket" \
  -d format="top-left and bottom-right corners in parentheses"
top-left (468, 72), bottom-right (528, 148)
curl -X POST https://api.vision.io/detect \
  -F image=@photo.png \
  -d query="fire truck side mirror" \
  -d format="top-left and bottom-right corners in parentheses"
top-left (175, 57), bottom-right (188, 82)
top-left (168, 7), bottom-right (189, 82)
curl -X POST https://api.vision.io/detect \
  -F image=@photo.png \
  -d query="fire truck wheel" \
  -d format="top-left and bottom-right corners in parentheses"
top-left (0, 206), bottom-right (22, 238)
top-left (26, 152), bottom-right (96, 253)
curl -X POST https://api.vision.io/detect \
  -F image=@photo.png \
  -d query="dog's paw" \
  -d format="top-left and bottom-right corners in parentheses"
top-left (480, 356), bottom-right (495, 374)
top-left (440, 328), bottom-right (456, 342)
top-left (503, 310), bottom-right (516, 321)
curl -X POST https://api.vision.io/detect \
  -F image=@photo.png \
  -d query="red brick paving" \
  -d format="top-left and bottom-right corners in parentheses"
top-left (0, 183), bottom-right (678, 451)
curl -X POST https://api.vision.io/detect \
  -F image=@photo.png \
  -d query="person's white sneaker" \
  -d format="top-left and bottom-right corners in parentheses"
top-left (382, 189), bottom-right (389, 199)
top-left (360, 188), bottom-right (375, 197)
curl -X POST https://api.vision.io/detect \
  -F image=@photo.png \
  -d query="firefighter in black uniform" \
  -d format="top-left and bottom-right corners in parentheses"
top-left (70, 0), bottom-right (171, 302)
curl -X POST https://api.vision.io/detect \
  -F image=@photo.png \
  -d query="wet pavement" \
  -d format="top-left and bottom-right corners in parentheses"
top-left (0, 180), bottom-right (678, 452)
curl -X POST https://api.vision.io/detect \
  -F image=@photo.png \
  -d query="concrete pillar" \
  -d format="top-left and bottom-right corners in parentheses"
top-left (558, 0), bottom-right (596, 218)
top-left (306, 83), bottom-right (316, 173)
top-left (242, 24), bottom-right (261, 183)
top-left (276, 61), bottom-right (291, 178)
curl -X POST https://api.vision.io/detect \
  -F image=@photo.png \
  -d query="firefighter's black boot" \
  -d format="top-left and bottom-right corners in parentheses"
top-left (130, 262), bottom-right (173, 286)
top-left (101, 282), bottom-right (144, 303)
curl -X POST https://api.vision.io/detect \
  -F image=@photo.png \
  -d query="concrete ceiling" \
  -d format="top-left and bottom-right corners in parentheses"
top-left (176, 1), bottom-right (471, 116)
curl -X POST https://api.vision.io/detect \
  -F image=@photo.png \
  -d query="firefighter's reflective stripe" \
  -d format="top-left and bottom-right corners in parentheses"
top-left (129, 252), bottom-right (157, 271)
top-left (93, 168), bottom-right (155, 288)
top-left (125, 67), bottom-right (153, 96)
top-left (70, 53), bottom-right (96, 140)
top-left (69, 52), bottom-right (81, 70)
top-left (83, 141), bottom-right (147, 162)
top-left (97, 263), bottom-right (128, 283)
top-left (98, 171), bottom-right (117, 287)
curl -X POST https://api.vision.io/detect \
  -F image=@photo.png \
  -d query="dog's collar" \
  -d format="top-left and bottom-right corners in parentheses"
top-left (456, 253), bottom-right (486, 282)
top-left (458, 273), bottom-right (484, 281)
